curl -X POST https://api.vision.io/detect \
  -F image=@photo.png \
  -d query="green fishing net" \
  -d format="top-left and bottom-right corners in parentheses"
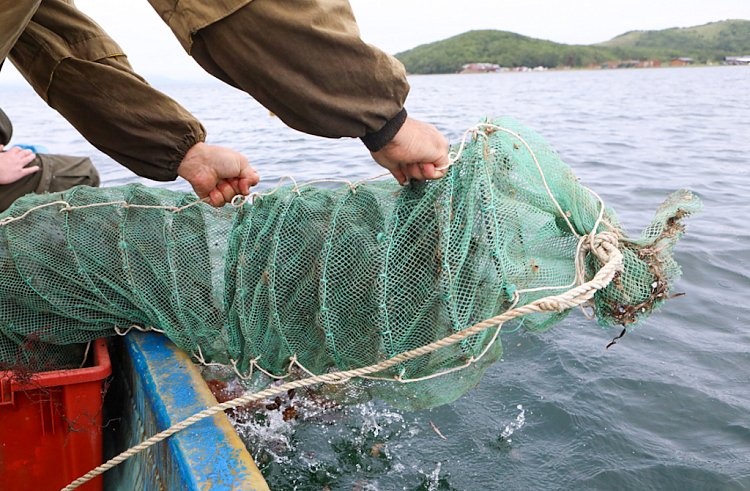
top-left (0, 117), bottom-right (701, 410)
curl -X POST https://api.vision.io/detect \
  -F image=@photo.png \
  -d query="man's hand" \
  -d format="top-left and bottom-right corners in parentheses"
top-left (0, 145), bottom-right (38, 185)
top-left (370, 117), bottom-right (449, 185)
top-left (177, 142), bottom-right (260, 207)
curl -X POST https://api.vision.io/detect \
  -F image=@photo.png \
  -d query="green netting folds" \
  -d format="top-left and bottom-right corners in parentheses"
top-left (0, 117), bottom-right (702, 410)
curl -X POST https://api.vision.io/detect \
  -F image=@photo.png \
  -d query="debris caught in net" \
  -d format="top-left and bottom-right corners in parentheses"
top-left (0, 117), bottom-right (701, 410)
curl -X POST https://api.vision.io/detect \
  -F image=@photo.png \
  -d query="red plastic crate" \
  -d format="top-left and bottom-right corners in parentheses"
top-left (0, 338), bottom-right (111, 491)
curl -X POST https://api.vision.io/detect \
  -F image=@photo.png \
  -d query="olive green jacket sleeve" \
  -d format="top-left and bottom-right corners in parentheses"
top-left (0, 0), bottom-right (40, 63)
top-left (6, 0), bottom-right (206, 181)
top-left (150, 0), bottom-right (411, 148)
top-left (4, 0), bottom-right (408, 183)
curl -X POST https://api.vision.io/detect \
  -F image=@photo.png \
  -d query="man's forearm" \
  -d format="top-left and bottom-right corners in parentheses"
top-left (45, 56), bottom-right (206, 181)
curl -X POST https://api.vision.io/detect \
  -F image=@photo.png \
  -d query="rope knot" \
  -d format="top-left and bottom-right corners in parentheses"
top-left (583, 231), bottom-right (620, 265)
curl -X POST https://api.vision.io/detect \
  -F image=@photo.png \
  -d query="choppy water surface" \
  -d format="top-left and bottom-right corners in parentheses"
top-left (3, 66), bottom-right (749, 490)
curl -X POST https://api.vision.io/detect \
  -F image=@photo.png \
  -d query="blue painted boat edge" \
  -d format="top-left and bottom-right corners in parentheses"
top-left (124, 331), bottom-right (270, 491)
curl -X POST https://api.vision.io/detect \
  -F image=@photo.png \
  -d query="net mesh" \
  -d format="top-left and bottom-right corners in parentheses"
top-left (0, 117), bottom-right (701, 410)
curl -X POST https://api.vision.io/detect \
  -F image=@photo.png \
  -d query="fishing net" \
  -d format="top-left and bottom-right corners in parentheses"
top-left (0, 117), bottom-right (701, 410)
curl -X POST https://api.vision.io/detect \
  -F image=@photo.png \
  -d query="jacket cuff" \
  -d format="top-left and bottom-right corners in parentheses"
top-left (360, 108), bottom-right (407, 153)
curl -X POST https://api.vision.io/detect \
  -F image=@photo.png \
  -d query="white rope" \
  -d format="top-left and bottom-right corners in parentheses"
top-left (230, 173), bottom-right (393, 209)
top-left (0, 198), bottom-right (210, 227)
top-left (113, 324), bottom-right (165, 336)
top-left (78, 341), bottom-right (92, 369)
top-left (192, 347), bottom-right (291, 382)
top-left (231, 175), bottom-right (301, 208)
top-left (62, 231), bottom-right (622, 489)
top-left (359, 295), bottom-right (521, 384)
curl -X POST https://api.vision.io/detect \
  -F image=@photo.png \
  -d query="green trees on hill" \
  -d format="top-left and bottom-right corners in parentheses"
top-left (597, 20), bottom-right (750, 64)
top-left (395, 20), bottom-right (750, 74)
top-left (395, 30), bottom-right (608, 74)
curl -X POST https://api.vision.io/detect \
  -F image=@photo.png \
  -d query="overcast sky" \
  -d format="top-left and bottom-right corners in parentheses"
top-left (1, 0), bottom-right (748, 86)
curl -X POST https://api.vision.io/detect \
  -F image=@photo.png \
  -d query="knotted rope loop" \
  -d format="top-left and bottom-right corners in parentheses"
top-left (582, 231), bottom-right (620, 266)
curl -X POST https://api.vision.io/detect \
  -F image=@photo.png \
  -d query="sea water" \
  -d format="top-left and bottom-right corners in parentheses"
top-left (2, 65), bottom-right (749, 490)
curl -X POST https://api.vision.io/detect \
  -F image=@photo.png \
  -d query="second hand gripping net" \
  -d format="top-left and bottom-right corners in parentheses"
top-left (0, 117), bottom-right (701, 410)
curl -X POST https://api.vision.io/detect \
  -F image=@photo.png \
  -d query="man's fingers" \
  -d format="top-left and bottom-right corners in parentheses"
top-left (432, 149), bottom-right (450, 172)
top-left (208, 188), bottom-right (225, 207)
top-left (203, 176), bottom-right (260, 208)
top-left (238, 177), bottom-right (257, 195)
top-left (216, 180), bottom-right (236, 205)
top-left (226, 177), bottom-right (242, 195)
top-left (390, 167), bottom-right (407, 186)
top-left (8, 147), bottom-right (36, 165)
top-left (241, 166), bottom-right (260, 188)
top-left (406, 163), bottom-right (427, 182)
top-left (421, 163), bottom-right (447, 180)
top-left (369, 116), bottom-right (449, 186)
top-left (229, 168), bottom-right (259, 196)
top-left (8, 147), bottom-right (33, 158)
top-left (393, 161), bottom-right (449, 186)
top-left (20, 165), bottom-right (39, 177)
top-left (420, 163), bottom-right (436, 180)
top-left (20, 153), bottom-right (36, 167)
top-left (178, 143), bottom-right (261, 207)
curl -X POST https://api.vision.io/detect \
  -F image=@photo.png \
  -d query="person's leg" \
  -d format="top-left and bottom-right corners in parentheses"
top-left (0, 155), bottom-right (42, 213)
top-left (0, 151), bottom-right (100, 213)
top-left (35, 154), bottom-right (100, 194)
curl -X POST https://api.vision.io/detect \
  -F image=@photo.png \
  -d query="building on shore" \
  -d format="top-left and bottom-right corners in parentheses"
top-left (670, 58), bottom-right (694, 66)
top-left (459, 62), bottom-right (502, 73)
top-left (639, 59), bottom-right (662, 68)
top-left (724, 56), bottom-right (750, 65)
top-left (595, 59), bottom-right (662, 69)
top-left (617, 60), bottom-right (639, 68)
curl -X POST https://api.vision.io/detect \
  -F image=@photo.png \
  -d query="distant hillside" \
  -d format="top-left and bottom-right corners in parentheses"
top-left (596, 19), bottom-right (750, 61)
top-left (394, 30), bottom-right (611, 74)
top-left (395, 20), bottom-right (750, 74)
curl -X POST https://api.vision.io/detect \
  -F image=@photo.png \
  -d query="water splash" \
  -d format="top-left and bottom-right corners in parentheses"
top-left (356, 401), bottom-right (404, 439)
top-left (230, 394), bottom-right (410, 487)
top-left (500, 404), bottom-right (526, 444)
top-left (427, 462), bottom-right (442, 491)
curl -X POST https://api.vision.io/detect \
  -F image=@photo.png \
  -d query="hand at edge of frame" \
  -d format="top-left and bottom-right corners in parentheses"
top-left (0, 145), bottom-right (38, 185)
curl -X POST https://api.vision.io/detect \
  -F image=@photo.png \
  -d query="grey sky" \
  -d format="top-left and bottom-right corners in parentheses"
top-left (1, 0), bottom-right (748, 86)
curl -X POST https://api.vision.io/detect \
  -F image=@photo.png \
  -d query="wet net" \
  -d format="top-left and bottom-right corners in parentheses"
top-left (0, 117), bottom-right (701, 410)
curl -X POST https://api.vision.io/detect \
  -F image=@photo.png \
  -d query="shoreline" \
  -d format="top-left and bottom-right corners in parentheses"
top-left (405, 63), bottom-right (745, 76)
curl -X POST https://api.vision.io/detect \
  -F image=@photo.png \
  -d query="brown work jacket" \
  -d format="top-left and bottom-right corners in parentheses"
top-left (1, 0), bottom-right (409, 181)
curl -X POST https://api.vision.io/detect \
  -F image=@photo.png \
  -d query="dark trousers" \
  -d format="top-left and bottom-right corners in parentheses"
top-left (0, 153), bottom-right (99, 213)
